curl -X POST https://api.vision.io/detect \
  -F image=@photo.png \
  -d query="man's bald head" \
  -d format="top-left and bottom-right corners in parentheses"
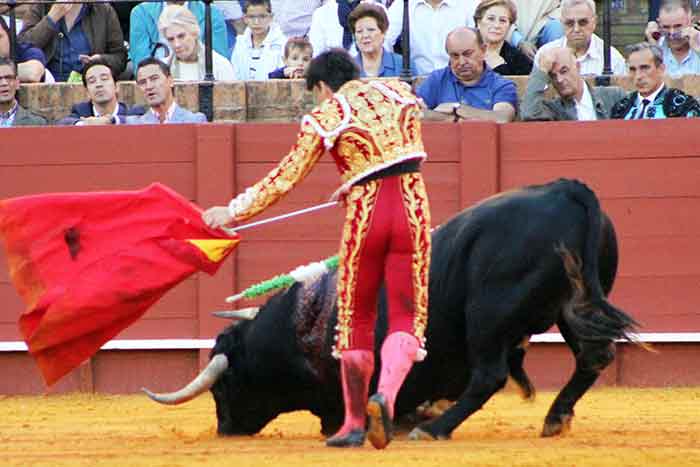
top-left (445, 26), bottom-right (484, 53)
top-left (445, 26), bottom-right (486, 85)
top-left (540, 46), bottom-right (583, 100)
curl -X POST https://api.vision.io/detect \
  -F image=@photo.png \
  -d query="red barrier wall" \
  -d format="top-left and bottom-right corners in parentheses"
top-left (1, 121), bottom-right (699, 394)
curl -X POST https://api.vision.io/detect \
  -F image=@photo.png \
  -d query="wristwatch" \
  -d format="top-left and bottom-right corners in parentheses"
top-left (452, 103), bottom-right (461, 123)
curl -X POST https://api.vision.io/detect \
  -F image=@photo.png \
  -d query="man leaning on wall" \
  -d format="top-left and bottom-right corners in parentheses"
top-left (522, 46), bottom-right (625, 121)
top-left (417, 26), bottom-right (517, 123)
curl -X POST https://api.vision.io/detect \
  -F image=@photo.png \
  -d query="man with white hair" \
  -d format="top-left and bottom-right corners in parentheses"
top-left (533, 0), bottom-right (626, 75)
top-left (522, 46), bottom-right (625, 121)
top-left (159, 4), bottom-right (235, 80)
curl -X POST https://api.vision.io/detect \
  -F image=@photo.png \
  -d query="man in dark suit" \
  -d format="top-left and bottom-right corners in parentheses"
top-left (0, 57), bottom-right (47, 127)
top-left (57, 59), bottom-right (143, 125)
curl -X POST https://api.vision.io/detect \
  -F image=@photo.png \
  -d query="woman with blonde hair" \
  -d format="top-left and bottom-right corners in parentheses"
top-left (158, 5), bottom-right (235, 81)
top-left (474, 0), bottom-right (532, 75)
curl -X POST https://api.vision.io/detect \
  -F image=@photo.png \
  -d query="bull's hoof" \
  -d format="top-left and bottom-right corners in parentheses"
top-left (541, 413), bottom-right (573, 437)
top-left (408, 427), bottom-right (437, 441)
top-left (407, 425), bottom-right (450, 441)
top-left (326, 429), bottom-right (366, 447)
top-left (367, 393), bottom-right (393, 449)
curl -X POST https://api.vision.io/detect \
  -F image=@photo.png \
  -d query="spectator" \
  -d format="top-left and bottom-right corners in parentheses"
top-left (268, 36), bottom-right (313, 79)
top-left (214, 0), bottom-right (245, 56)
top-left (231, 0), bottom-right (286, 80)
top-left (94, 58), bottom-right (207, 124)
top-left (270, 0), bottom-right (323, 38)
top-left (649, 0), bottom-right (663, 22)
top-left (385, 0), bottom-right (478, 75)
top-left (129, 1), bottom-right (228, 75)
top-left (509, 0), bottom-right (563, 59)
top-left (522, 46), bottom-right (625, 121)
top-left (1, 4), bottom-right (24, 32)
top-left (474, 0), bottom-right (532, 76)
top-left (0, 16), bottom-right (47, 83)
top-left (645, 0), bottom-right (700, 78)
top-left (308, 0), bottom-right (384, 57)
top-left (611, 42), bottom-right (700, 119)
top-left (19, 0), bottom-right (127, 82)
top-left (159, 5), bottom-right (235, 80)
top-left (349, 2), bottom-right (406, 77)
top-left (534, 0), bottom-right (626, 75)
top-left (0, 57), bottom-right (47, 126)
top-left (417, 27), bottom-right (517, 123)
top-left (56, 58), bottom-right (145, 125)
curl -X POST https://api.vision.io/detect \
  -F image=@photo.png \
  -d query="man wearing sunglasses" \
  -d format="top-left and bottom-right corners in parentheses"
top-left (533, 0), bottom-right (626, 75)
top-left (644, 0), bottom-right (700, 78)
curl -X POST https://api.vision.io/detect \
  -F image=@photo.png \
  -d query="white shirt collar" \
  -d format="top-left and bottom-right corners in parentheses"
top-left (636, 82), bottom-right (665, 106)
top-left (152, 101), bottom-right (177, 122)
top-left (575, 81), bottom-right (597, 121)
top-left (415, 0), bottom-right (455, 8)
top-left (560, 34), bottom-right (600, 62)
top-left (92, 102), bottom-right (120, 118)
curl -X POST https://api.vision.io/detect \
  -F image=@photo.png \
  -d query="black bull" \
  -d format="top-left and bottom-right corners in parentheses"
top-left (145, 178), bottom-right (640, 440)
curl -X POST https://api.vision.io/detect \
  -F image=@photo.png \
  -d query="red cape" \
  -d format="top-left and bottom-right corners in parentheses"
top-left (0, 183), bottom-right (238, 386)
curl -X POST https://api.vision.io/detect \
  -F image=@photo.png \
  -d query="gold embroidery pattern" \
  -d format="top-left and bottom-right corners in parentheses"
top-left (332, 180), bottom-right (380, 358)
top-left (332, 80), bottom-right (425, 185)
top-left (236, 121), bottom-right (325, 221)
top-left (399, 173), bottom-right (431, 348)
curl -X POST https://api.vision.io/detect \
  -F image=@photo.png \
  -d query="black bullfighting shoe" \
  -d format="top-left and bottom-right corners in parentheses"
top-left (366, 393), bottom-right (393, 449)
top-left (325, 429), bottom-right (366, 447)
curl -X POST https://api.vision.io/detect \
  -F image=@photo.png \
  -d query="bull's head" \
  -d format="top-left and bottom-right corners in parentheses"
top-left (143, 276), bottom-right (345, 435)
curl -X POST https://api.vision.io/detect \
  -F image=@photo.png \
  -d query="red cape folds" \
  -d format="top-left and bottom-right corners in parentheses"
top-left (0, 183), bottom-right (239, 386)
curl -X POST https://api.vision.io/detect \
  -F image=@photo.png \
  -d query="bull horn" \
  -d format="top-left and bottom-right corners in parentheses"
top-left (211, 307), bottom-right (259, 320)
top-left (142, 354), bottom-right (229, 405)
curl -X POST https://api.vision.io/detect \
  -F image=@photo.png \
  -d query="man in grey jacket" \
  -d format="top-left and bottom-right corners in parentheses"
top-left (522, 46), bottom-right (625, 121)
top-left (0, 57), bottom-right (47, 127)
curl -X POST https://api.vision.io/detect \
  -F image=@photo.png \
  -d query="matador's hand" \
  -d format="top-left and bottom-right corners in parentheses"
top-left (202, 206), bottom-right (234, 229)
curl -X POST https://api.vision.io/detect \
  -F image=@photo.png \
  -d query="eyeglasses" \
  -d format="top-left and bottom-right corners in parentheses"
top-left (246, 14), bottom-right (271, 22)
top-left (563, 17), bottom-right (593, 29)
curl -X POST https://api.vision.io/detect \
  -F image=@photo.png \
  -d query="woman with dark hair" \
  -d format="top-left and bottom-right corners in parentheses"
top-left (203, 48), bottom-right (432, 450)
top-left (474, 0), bottom-right (532, 75)
top-left (348, 2), bottom-right (405, 77)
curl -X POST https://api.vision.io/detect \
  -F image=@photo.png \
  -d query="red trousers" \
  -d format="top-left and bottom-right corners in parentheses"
top-left (333, 172), bottom-right (431, 357)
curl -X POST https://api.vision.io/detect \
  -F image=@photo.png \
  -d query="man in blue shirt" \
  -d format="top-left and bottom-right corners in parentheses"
top-left (417, 26), bottom-right (518, 123)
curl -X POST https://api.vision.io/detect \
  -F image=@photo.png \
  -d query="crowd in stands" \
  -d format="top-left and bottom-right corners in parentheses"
top-left (2, 0), bottom-right (700, 127)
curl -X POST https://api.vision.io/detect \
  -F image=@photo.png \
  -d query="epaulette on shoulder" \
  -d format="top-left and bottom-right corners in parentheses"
top-left (368, 80), bottom-right (418, 105)
top-left (302, 95), bottom-right (351, 149)
top-left (662, 88), bottom-right (700, 117)
top-left (610, 92), bottom-right (635, 119)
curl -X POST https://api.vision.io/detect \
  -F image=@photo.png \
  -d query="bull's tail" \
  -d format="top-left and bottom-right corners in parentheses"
top-left (561, 179), bottom-right (606, 301)
top-left (557, 179), bottom-right (641, 344)
top-left (557, 245), bottom-right (640, 344)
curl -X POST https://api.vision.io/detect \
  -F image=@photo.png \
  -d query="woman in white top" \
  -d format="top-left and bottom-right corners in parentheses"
top-left (158, 4), bottom-right (236, 81)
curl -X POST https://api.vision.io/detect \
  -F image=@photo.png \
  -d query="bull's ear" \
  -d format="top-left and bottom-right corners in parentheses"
top-left (211, 307), bottom-right (260, 320)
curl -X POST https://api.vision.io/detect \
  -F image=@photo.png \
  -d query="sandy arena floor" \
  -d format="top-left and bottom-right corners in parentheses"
top-left (1, 387), bottom-right (698, 466)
